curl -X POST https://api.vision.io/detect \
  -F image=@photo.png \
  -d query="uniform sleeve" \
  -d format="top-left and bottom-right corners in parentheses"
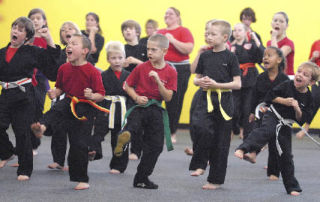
top-left (180, 27), bottom-right (194, 44)
top-left (264, 81), bottom-right (288, 104)
top-left (229, 53), bottom-right (241, 77)
top-left (285, 38), bottom-right (295, 53)
top-left (300, 95), bottom-right (313, 125)
top-left (91, 69), bottom-right (105, 96)
top-left (195, 53), bottom-right (204, 75)
top-left (94, 34), bottom-right (105, 60)
top-left (165, 68), bottom-right (177, 92)
top-left (55, 65), bottom-right (64, 90)
top-left (125, 65), bottom-right (139, 87)
top-left (251, 41), bottom-right (265, 64)
top-left (309, 41), bottom-right (320, 59)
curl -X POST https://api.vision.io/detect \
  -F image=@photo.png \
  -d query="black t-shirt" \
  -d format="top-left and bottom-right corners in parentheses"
top-left (196, 49), bottom-right (240, 116)
top-left (125, 43), bottom-right (148, 72)
top-left (139, 36), bottom-right (148, 49)
top-left (265, 80), bottom-right (313, 124)
top-left (81, 31), bottom-right (105, 65)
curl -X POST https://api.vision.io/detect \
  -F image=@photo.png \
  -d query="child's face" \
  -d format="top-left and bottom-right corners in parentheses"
top-left (122, 27), bottom-right (138, 42)
top-left (30, 13), bottom-right (46, 31)
top-left (206, 25), bottom-right (227, 47)
top-left (294, 66), bottom-right (313, 89)
top-left (164, 8), bottom-right (179, 26)
top-left (107, 52), bottom-right (125, 72)
top-left (147, 40), bottom-right (166, 63)
top-left (271, 14), bottom-right (288, 35)
top-left (241, 15), bottom-right (252, 27)
top-left (233, 24), bottom-right (246, 41)
top-left (146, 23), bottom-right (157, 37)
top-left (10, 25), bottom-right (27, 48)
top-left (263, 48), bottom-right (281, 70)
top-left (86, 15), bottom-right (98, 29)
top-left (66, 36), bottom-right (87, 63)
top-left (61, 24), bottom-right (78, 45)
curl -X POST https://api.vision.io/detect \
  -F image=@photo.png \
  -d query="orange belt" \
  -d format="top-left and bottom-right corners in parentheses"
top-left (67, 95), bottom-right (109, 121)
top-left (239, 63), bottom-right (255, 76)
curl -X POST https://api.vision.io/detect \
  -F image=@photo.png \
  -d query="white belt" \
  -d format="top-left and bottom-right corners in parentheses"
top-left (167, 60), bottom-right (190, 70)
top-left (0, 78), bottom-right (32, 92)
top-left (104, 95), bottom-right (126, 129)
top-left (270, 104), bottom-right (320, 155)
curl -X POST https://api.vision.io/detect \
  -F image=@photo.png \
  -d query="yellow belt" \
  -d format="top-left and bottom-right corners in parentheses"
top-left (104, 95), bottom-right (127, 129)
top-left (206, 88), bottom-right (232, 121)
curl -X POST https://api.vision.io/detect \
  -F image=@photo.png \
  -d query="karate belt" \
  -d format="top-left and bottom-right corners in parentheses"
top-left (121, 99), bottom-right (173, 151)
top-left (104, 95), bottom-right (126, 129)
top-left (167, 60), bottom-right (190, 70)
top-left (67, 95), bottom-right (109, 121)
top-left (0, 78), bottom-right (32, 92)
top-left (240, 63), bottom-right (255, 76)
top-left (269, 104), bottom-right (320, 155)
top-left (255, 102), bottom-right (268, 120)
top-left (206, 88), bottom-right (232, 121)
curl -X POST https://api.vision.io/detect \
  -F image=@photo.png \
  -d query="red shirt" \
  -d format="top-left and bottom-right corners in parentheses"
top-left (309, 40), bottom-right (320, 67)
top-left (114, 70), bottom-right (122, 80)
top-left (267, 37), bottom-right (295, 75)
top-left (126, 61), bottom-right (177, 101)
top-left (55, 62), bottom-right (105, 99)
top-left (157, 26), bottom-right (194, 62)
top-left (5, 47), bottom-right (18, 63)
top-left (33, 37), bottom-right (47, 49)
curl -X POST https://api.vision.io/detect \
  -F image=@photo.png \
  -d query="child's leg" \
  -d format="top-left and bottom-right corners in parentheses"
top-left (278, 127), bottom-right (302, 195)
top-left (0, 131), bottom-right (15, 168)
top-left (241, 87), bottom-right (254, 140)
top-left (50, 128), bottom-right (68, 168)
top-left (91, 110), bottom-right (109, 160)
top-left (267, 136), bottom-right (280, 179)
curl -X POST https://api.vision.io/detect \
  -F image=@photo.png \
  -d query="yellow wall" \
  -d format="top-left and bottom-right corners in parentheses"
top-left (0, 0), bottom-right (319, 128)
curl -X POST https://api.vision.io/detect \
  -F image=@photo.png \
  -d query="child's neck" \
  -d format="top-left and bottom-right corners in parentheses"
top-left (151, 59), bottom-right (166, 69)
top-left (167, 24), bottom-right (179, 30)
top-left (34, 32), bottom-right (42, 38)
top-left (267, 67), bottom-right (279, 80)
top-left (295, 86), bottom-right (308, 93)
top-left (276, 33), bottom-right (286, 41)
top-left (126, 38), bottom-right (138, 46)
top-left (212, 43), bottom-right (226, 52)
top-left (235, 38), bottom-right (245, 45)
top-left (70, 58), bottom-right (87, 66)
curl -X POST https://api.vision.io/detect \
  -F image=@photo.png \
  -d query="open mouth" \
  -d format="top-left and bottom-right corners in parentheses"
top-left (263, 61), bottom-right (269, 65)
top-left (66, 34), bottom-right (71, 39)
top-left (66, 51), bottom-right (72, 56)
top-left (12, 35), bottom-right (18, 40)
top-left (274, 27), bottom-right (280, 31)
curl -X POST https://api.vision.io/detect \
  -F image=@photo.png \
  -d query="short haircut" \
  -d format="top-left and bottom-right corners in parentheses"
top-left (86, 12), bottom-right (102, 34)
top-left (121, 20), bottom-right (141, 39)
top-left (60, 21), bottom-right (81, 45)
top-left (299, 62), bottom-right (320, 82)
top-left (148, 34), bottom-right (169, 49)
top-left (11, 17), bottom-right (35, 42)
top-left (233, 23), bottom-right (248, 32)
top-left (274, 11), bottom-right (289, 24)
top-left (105, 41), bottom-right (126, 58)
top-left (240, 7), bottom-right (256, 23)
top-left (28, 8), bottom-right (47, 26)
top-left (72, 33), bottom-right (91, 58)
top-left (209, 20), bottom-right (232, 40)
top-left (265, 46), bottom-right (286, 72)
top-left (145, 19), bottom-right (158, 29)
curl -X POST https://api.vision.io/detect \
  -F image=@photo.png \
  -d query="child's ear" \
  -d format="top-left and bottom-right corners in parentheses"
top-left (163, 48), bottom-right (168, 55)
top-left (223, 34), bottom-right (229, 42)
top-left (83, 47), bottom-right (90, 56)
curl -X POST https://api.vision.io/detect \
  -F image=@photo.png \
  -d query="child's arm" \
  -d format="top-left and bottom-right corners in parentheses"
top-left (149, 70), bottom-right (173, 102)
top-left (88, 27), bottom-right (99, 53)
top-left (272, 97), bottom-right (302, 121)
top-left (123, 82), bottom-right (148, 105)
top-left (190, 46), bottom-right (211, 74)
top-left (38, 27), bottom-right (56, 48)
top-left (165, 33), bottom-right (193, 55)
top-left (125, 56), bottom-right (144, 66)
top-left (200, 75), bottom-right (241, 90)
top-left (84, 88), bottom-right (104, 102)
top-left (48, 88), bottom-right (63, 100)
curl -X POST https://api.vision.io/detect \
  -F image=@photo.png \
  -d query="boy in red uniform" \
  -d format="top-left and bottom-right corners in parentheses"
top-left (31, 34), bottom-right (105, 190)
top-left (114, 34), bottom-right (177, 189)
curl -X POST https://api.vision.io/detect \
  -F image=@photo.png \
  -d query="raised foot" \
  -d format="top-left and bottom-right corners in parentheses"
top-left (114, 131), bottom-right (131, 157)
top-left (190, 169), bottom-right (205, 176)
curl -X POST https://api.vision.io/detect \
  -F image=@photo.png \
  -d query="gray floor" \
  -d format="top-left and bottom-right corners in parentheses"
top-left (0, 129), bottom-right (320, 202)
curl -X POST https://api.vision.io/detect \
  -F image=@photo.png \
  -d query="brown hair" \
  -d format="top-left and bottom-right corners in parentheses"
top-left (121, 20), bottom-right (141, 39)
top-left (168, 7), bottom-right (182, 25)
top-left (28, 8), bottom-right (48, 26)
top-left (299, 62), bottom-right (320, 82)
top-left (86, 12), bottom-right (102, 34)
top-left (240, 7), bottom-right (256, 23)
top-left (148, 33), bottom-right (169, 49)
top-left (59, 21), bottom-right (81, 46)
top-left (274, 11), bottom-right (289, 24)
top-left (210, 20), bottom-right (232, 40)
top-left (11, 17), bottom-right (35, 42)
top-left (72, 33), bottom-right (92, 59)
top-left (145, 19), bottom-right (158, 29)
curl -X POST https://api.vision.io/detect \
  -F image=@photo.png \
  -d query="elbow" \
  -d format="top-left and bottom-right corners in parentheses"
top-left (235, 81), bottom-right (241, 90)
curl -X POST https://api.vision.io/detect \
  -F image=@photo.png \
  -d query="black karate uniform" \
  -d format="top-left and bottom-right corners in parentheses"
top-left (0, 43), bottom-right (60, 177)
top-left (237, 80), bottom-right (313, 194)
top-left (92, 68), bottom-right (133, 172)
top-left (81, 31), bottom-right (105, 66)
top-left (191, 49), bottom-right (240, 184)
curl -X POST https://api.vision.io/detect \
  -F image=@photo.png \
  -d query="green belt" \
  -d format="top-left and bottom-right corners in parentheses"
top-left (122, 99), bottom-right (173, 151)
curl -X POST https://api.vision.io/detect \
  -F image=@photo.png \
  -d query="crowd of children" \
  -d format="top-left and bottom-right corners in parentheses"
top-left (0, 6), bottom-right (319, 196)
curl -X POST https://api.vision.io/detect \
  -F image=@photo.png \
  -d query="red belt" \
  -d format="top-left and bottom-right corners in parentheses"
top-left (239, 63), bottom-right (255, 76)
top-left (67, 95), bottom-right (109, 121)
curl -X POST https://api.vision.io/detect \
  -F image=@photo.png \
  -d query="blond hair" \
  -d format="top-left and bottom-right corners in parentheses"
top-left (105, 41), bottom-right (126, 58)
top-left (209, 19), bottom-right (232, 40)
top-left (148, 34), bottom-right (169, 49)
top-left (299, 62), bottom-right (320, 82)
top-left (59, 21), bottom-right (81, 45)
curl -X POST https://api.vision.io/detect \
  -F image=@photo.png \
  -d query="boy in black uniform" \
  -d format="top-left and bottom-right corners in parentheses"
top-left (91, 41), bottom-right (133, 174)
top-left (191, 20), bottom-right (241, 189)
top-left (235, 62), bottom-right (320, 196)
top-left (114, 34), bottom-right (177, 189)
top-left (0, 17), bottom-right (60, 180)
top-left (121, 20), bottom-right (148, 160)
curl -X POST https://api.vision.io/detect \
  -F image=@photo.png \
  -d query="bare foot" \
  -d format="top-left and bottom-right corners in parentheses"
top-left (0, 155), bottom-right (15, 168)
top-left (88, 151), bottom-right (96, 161)
top-left (263, 165), bottom-right (268, 169)
top-left (10, 163), bottom-right (19, 167)
top-left (171, 134), bottom-right (177, 144)
top-left (290, 191), bottom-right (300, 196)
top-left (109, 169), bottom-right (121, 174)
top-left (191, 169), bottom-right (204, 176)
top-left (74, 182), bottom-right (90, 190)
top-left (296, 130), bottom-right (305, 139)
top-left (243, 152), bottom-right (256, 164)
top-left (234, 149), bottom-right (244, 159)
top-left (184, 147), bottom-right (193, 156)
top-left (33, 149), bottom-right (38, 156)
top-left (129, 153), bottom-right (138, 160)
top-left (48, 162), bottom-right (64, 170)
top-left (31, 122), bottom-right (46, 138)
top-left (269, 175), bottom-right (279, 181)
top-left (202, 183), bottom-right (221, 190)
top-left (239, 127), bottom-right (244, 139)
top-left (17, 175), bottom-right (29, 181)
